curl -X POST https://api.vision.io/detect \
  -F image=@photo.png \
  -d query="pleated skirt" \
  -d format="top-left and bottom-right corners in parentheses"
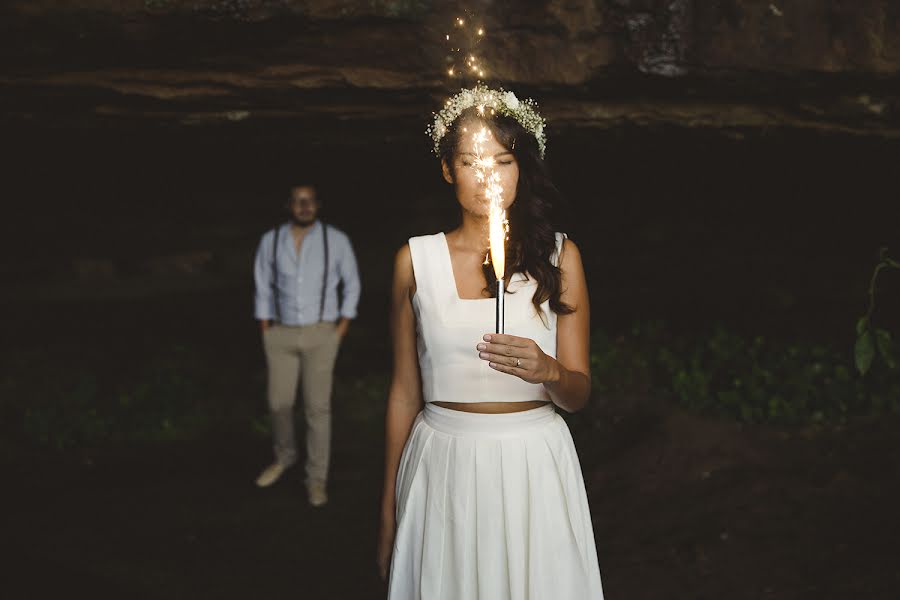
top-left (387, 403), bottom-right (605, 600)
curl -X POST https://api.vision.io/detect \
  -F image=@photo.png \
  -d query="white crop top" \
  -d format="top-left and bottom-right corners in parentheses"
top-left (408, 231), bottom-right (565, 404)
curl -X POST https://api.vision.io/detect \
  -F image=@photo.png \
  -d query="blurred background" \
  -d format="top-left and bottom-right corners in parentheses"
top-left (2, 1), bottom-right (899, 598)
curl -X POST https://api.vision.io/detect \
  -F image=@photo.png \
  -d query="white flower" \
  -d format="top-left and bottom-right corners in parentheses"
top-left (428, 85), bottom-right (548, 158)
top-left (503, 91), bottom-right (520, 110)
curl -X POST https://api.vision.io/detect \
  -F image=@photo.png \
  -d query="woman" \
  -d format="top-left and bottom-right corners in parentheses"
top-left (378, 87), bottom-right (605, 599)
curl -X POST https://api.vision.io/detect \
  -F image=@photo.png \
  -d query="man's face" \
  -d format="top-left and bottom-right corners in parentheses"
top-left (288, 186), bottom-right (318, 226)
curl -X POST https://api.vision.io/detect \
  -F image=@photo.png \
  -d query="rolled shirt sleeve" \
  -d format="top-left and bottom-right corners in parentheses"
top-left (253, 230), bottom-right (277, 321)
top-left (337, 233), bottom-right (361, 320)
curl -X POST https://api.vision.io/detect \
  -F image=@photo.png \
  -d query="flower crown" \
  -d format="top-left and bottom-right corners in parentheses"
top-left (427, 84), bottom-right (547, 159)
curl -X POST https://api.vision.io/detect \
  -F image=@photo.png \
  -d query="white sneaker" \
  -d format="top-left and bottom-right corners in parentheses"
top-left (255, 462), bottom-right (286, 487)
top-left (308, 481), bottom-right (328, 507)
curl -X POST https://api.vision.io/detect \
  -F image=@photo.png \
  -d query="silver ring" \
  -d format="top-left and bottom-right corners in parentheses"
top-left (516, 358), bottom-right (521, 368)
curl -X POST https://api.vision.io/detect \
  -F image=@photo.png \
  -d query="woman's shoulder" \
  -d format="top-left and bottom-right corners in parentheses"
top-left (394, 242), bottom-right (412, 267)
top-left (551, 231), bottom-right (568, 266)
top-left (557, 235), bottom-right (584, 274)
top-left (406, 232), bottom-right (445, 260)
top-left (397, 231), bottom-right (441, 270)
top-left (407, 231), bottom-right (444, 245)
top-left (392, 243), bottom-right (415, 288)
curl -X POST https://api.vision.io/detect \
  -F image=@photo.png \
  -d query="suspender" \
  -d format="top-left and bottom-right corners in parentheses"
top-left (270, 222), bottom-right (331, 323)
top-left (319, 223), bottom-right (329, 322)
top-left (271, 225), bottom-right (281, 323)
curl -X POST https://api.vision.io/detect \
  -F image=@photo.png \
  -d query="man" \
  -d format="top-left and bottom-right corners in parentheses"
top-left (253, 184), bottom-right (361, 507)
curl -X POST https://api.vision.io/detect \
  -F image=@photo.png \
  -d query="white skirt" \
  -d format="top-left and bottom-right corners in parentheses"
top-left (388, 403), bottom-right (605, 600)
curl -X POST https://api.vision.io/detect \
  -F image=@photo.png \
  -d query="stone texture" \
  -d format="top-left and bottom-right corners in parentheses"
top-left (71, 258), bottom-right (117, 281)
top-left (1, 0), bottom-right (898, 135)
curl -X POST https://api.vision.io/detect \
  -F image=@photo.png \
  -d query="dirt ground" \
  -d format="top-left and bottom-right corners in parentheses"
top-left (576, 397), bottom-right (900, 599)
top-left (5, 389), bottom-right (899, 600)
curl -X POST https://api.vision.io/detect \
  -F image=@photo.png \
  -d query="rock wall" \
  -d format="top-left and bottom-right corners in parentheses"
top-left (1, 0), bottom-right (898, 134)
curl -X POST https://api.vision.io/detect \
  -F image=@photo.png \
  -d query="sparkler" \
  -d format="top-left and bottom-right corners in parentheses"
top-left (472, 125), bottom-right (508, 334)
top-left (443, 15), bottom-right (513, 333)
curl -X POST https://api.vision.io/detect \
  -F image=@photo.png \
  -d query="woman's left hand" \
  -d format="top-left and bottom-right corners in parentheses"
top-left (477, 334), bottom-right (560, 385)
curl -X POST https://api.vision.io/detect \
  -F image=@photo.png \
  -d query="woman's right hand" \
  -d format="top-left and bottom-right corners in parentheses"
top-left (377, 512), bottom-right (396, 581)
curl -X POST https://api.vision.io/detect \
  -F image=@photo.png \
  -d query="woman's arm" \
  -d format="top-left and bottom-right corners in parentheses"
top-left (477, 238), bottom-right (591, 413)
top-left (377, 244), bottom-right (424, 580)
top-left (543, 238), bottom-right (591, 412)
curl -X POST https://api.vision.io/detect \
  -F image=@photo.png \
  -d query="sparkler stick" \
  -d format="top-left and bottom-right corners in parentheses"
top-left (496, 270), bottom-right (505, 334)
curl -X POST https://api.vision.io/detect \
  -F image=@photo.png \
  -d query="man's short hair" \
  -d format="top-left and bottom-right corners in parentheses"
top-left (286, 184), bottom-right (319, 204)
top-left (290, 183), bottom-right (316, 193)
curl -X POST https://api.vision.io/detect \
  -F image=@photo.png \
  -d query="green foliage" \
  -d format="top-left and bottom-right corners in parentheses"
top-left (334, 372), bottom-right (389, 425)
top-left (0, 339), bottom-right (391, 450)
top-left (875, 329), bottom-right (897, 369)
top-left (2, 343), bottom-right (259, 449)
top-left (855, 248), bottom-right (899, 375)
top-left (591, 320), bottom-right (900, 425)
top-left (6, 313), bottom-right (898, 449)
top-left (19, 372), bottom-right (112, 448)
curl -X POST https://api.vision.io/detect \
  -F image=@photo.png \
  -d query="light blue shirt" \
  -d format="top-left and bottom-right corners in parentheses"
top-left (254, 220), bottom-right (361, 325)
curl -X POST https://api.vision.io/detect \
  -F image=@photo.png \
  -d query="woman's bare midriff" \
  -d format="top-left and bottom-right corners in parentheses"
top-left (432, 400), bottom-right (551, 414)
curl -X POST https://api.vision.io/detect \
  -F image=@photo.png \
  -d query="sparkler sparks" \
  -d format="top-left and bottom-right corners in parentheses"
top-left (471, 126), bottom-right (509, 332)
top-left (445, 14), bottom-right (487, 81)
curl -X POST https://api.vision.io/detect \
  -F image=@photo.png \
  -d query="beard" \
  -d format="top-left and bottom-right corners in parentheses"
top-left (290, 214), bottom-right (316, 227)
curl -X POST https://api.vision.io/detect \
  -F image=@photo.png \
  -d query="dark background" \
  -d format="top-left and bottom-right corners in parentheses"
top-left (7, 119), bottom-right (899, 334)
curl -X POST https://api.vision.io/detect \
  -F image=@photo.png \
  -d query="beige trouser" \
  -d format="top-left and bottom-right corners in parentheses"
top-left (262, 321), bottom-right (340, 485)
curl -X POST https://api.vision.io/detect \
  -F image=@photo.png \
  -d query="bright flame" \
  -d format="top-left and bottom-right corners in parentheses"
top-left (472, 127), bottom-right (507, 280)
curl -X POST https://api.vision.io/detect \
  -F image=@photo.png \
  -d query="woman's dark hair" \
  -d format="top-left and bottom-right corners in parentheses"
top-left (438, 107), bottom-right (573, 317)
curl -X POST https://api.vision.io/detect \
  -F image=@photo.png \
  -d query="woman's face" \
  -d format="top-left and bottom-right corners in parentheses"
top-left (442, 119), bottom-right (519, 218)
